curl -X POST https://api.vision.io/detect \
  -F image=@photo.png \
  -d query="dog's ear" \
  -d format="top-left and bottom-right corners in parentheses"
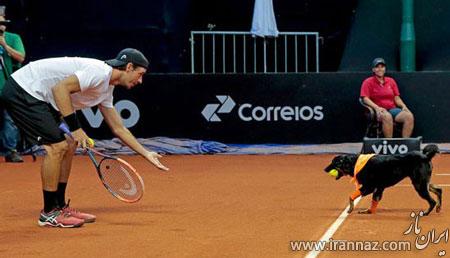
top-left (334, 155), bottom-right (347, 168)
top-left (339, 155), bottom-right (358, 176)
top-left (343, 156), bottom-right (354, 164)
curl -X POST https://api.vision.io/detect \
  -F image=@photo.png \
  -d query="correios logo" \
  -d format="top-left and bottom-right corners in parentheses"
top-left (201, 95), bottom-right (236, 122)
top-left (202, 95), bottom-right (324, 122)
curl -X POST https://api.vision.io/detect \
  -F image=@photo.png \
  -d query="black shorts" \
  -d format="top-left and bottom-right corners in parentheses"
top-left (1, 78), bottom-right (66, 145)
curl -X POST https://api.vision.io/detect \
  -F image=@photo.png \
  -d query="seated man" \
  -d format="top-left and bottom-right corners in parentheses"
top-left (360, 58), bottom-right (414, 138)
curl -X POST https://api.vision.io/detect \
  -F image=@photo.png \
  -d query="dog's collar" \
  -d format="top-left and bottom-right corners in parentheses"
top-left (351, 154), bottom-right (376, 185)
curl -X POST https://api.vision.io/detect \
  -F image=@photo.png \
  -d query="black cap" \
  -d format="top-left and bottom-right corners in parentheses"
top-left (105, 48), bottom-right (149, 69)
top-left (372, 57), bottom-right (386, 68)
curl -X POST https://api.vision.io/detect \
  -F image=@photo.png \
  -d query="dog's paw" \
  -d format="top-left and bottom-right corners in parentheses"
top-left (358, 209), bottom-right (373, 214)
top-left (347, 198), bottom-right (354, 214)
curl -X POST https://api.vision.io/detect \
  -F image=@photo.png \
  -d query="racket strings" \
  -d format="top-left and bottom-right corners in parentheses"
top-left (99, 159), bottom-right (144, 202)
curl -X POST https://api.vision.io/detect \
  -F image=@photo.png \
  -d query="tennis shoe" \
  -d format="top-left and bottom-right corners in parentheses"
top-left (38, 209), bottom-right (84, 228)
top-left (5, 151), bottom-right (23, 163)
top-left (60, 199), bottom-right (96, 223)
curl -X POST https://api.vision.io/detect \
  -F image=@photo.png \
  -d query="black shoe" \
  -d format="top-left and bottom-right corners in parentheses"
top-left (5, 151), bottom-right (24, 163)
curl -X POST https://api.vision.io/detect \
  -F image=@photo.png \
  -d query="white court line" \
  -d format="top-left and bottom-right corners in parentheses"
top-left (304, 197), bottom-right (361, 258)
top-left (436, 174), bottom-right (450, 176)
top-left (396, 184), bottom-right (450, 187)
top-left (304, 176), bottom-right (448, 257)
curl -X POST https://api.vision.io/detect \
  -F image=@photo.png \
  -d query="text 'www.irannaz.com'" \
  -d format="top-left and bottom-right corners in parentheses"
top-left (290, 239), bottom-right (411, 252)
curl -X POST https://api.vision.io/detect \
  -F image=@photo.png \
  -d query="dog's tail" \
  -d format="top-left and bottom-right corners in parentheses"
top-left (422, 144), bottom-right (439, 160)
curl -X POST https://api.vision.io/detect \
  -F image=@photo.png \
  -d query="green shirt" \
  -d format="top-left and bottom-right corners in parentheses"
top-left (0, 31), bottom-right (25, 93)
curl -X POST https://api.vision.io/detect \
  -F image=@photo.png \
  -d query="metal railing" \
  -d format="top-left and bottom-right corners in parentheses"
top-left (190, 31), bottom-right (320, 74)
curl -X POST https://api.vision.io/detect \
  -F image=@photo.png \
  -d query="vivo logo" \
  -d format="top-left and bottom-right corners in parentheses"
top-left (81, 100), bottom-right (140, 128)
top-left (371, 140), bottom-right (409, 154)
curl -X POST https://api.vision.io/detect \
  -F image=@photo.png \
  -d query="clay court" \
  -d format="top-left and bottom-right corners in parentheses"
top-left (0, 154), bottom-right (448, 258)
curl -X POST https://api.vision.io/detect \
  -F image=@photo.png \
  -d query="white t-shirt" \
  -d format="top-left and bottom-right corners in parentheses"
top-left (11, 57), bottom-right (114, 111)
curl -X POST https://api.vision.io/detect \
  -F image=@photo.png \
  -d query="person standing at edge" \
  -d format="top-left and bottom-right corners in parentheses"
top-left (0, 6), bottom-right (25, 162)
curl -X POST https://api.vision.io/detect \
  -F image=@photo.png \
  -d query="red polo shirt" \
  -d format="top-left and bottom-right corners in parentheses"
top-left (360, 76), bottom-right (400, 109)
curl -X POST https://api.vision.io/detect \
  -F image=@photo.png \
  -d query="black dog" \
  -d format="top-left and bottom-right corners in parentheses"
top-left (324, 144), bottom-right (442, 215)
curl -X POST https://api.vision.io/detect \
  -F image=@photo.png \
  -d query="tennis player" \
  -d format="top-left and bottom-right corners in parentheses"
top-left (1, 48), bottom-right (169, 228)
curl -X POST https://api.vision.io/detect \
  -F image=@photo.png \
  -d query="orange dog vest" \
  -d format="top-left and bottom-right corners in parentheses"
top-left (350, 154), bottom-right (376, 200)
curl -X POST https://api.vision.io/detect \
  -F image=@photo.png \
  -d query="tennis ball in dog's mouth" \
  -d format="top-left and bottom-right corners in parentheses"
top-left (328, 169), bottom-right (339, 177)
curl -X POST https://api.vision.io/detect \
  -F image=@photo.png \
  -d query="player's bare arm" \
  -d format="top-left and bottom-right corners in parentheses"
top-left (52, 75), bottom-right (90, 147)
top-left (52, 75), bottom-right (81, 115)
top-left (99, 104), bottom-right (169, 171)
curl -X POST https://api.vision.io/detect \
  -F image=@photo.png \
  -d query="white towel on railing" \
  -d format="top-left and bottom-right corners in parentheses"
top-left (251, 0), bottom-right (279, 37)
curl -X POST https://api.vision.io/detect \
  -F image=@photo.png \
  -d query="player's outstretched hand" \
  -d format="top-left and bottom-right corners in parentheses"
top-left (145, 151), bottom-right (169, 171)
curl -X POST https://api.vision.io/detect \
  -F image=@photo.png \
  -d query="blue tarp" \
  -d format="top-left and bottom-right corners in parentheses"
top-left (11, 137), bottom-right (450, 156)
top-left (78, 137), bottom-right (230, 155)
top-left (89, 137), bottom-right (364, 155)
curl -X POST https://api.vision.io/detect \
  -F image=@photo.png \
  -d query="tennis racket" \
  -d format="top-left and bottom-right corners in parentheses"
top-left (59, 122), bottom-right (145, 203)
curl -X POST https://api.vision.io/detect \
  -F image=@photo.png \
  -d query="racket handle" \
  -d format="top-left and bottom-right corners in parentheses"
top-left (59, 122), bottom-right (73, 138)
